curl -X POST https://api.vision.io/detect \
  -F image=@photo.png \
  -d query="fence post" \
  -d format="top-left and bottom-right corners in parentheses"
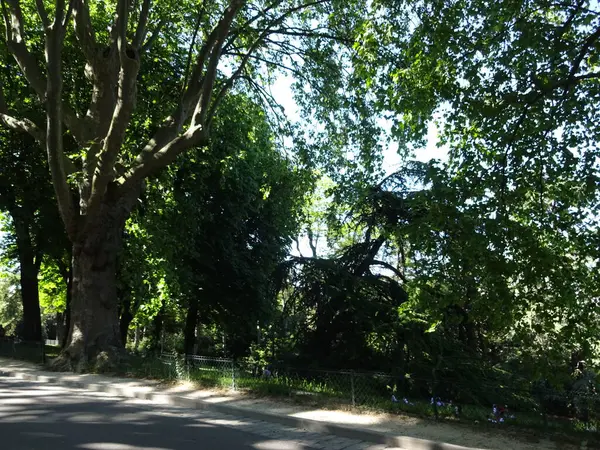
top-left (432, 353), bottom-right (442, 421)
top-left (351, 371), bottom-right (356, 407)
top-left (231, 360), bottom-right (236, 391)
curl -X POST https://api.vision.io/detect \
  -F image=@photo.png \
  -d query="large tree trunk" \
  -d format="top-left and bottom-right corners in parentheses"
top-left (56, 200), bottom-right (133, 371)
top-left (57, 262), bottom-right (72, 348)
top-left (13, 217), bottom-right (42, 341)
top-left (62, 267), bottom-right (73, 348)
top-left (19, 259), bottom-right (41, 341)
top-left (56, 312), bottom-right (66, 345)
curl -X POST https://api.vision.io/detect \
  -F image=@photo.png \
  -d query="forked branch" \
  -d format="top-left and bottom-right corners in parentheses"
top-left (0, 82), bottom-right (45, 141)
top-left (130, 0), bottom-right (244, 170)
top-left (45, 0), bottom-right (78, 239)
top-left (191, 0), bottom-right (245, 127)
top-left (86, 0), bottom-right (141, 216)
top-left (72, 0), bottom-right (97, 65)
top-left (133, 0), bottom-right (151, 48)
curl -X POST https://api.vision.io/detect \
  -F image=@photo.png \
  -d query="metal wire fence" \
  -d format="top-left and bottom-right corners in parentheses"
top-left (141, 352), bottom-right (599, 435)
top-left (1, 341), bottom-right (597, 435)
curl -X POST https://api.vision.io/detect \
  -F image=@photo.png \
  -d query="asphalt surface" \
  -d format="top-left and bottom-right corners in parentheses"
top-left (0, 377), bottom-right (340, 450)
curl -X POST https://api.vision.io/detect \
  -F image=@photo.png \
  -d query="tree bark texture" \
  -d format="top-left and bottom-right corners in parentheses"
top-left (19, 260), bottom-right (41, 341)
top-left (56, 312), bottom-right (66, 345)
top-left (59, 200), bottom-right (132, 370)
top-left (61, 265), bottom-right (72, 348)
top-left (54, 261), bottom-right (72, 348)
top-left (4, 0), bottom-right (244, 370)
top-left (13, 217), bottom-right (42, 341)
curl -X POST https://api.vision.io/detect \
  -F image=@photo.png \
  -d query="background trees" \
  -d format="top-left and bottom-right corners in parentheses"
top-left (0, 0), bottom-right (597, 425)
top-left (0, 0), bottom-right (384, 367)
top-left (115, 94), bottom-right (309, 356)
top-left (0, 129), bottom-right (69, 341)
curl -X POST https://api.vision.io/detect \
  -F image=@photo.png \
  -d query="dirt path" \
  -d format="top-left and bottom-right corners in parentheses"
top-left (0, 358), bottom-right (588, 450)
top-left (161, 382), bottom-right (583, 450)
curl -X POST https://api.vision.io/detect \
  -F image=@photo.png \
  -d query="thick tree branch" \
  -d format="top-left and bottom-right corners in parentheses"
top-left (370, 259), bottom-right (407, 282)
top-left (115, 0), bottom-right (129, 58)
top-left (2, 0), bottom-right (86, 143)
top-left (118, 125), bottom-right (209, 195)
top-left (574, 71), bottom-right (600, 81)
top-left (72, 0), bottom-right (97, 65)
top-left (0, 112), bottom-right (45, 141)
top-left (0, 113), bottom-right (43, 140)
top-left (45, 0), bottom-right (77, 240)
top-left (307, 228), bottom-right (318, 257)
top-left (191, 0), bottom-right (245, 127)
top-left (86, 0), bottom-right (141, 215)
top-left (294, 238), bottom-right (304, 257)
top-left (181, 10), bottom-right (202, 95)
top-left (133, 0), bottom-right (151, 48)
top-left (131, 0), bottom-right (243, 168)
top-left (0, 83), bottom-right (45, 140)
top-left (35, 0), bottom-right (49, 27)
top-left (567, 25), bottom-right (600, 89)
top-left (63, 0), bottom-right (74, 29)
top-left (183, 26), bottom-right (219, 105)
top-left (140, 19), bottom-right (164, 52)
top-left (124, 0), bottom-right (330, 190)
top-left (2, 0), bottom-right (47, 97)
top-left (86, 59), bottom-right (139, 214)
top-left (0, 87), bottom-right (79, 175)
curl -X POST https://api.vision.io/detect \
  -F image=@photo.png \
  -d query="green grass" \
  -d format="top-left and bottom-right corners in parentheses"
top-left (3, 347), bottom-right (597, 444)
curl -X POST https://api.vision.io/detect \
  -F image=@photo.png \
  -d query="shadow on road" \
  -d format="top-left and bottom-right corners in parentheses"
top-left (0, 378), bottom-right (312, 450)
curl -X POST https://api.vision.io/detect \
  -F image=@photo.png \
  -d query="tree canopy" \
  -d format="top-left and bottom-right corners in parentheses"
top-left (0, 0), bottom-right (597, 431)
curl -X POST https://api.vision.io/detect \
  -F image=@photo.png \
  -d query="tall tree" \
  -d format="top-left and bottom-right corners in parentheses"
top-left (402, 0), bottom-right (600, 366)
top-left (0, 0), bottom-right (381, 368)
top-left (0, 130), bottom-right (68, 341)
top-left (169, 96), bottom-right (307, 356)
top-left (115, 94), bottom-right (309, 355)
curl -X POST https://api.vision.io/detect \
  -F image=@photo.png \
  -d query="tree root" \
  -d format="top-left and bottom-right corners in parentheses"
top-left (48, 344), bottom-right (128, 374)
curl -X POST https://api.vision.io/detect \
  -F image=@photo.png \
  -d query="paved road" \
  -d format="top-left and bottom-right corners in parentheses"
top-left (0, 377), bottom-right (394, 450)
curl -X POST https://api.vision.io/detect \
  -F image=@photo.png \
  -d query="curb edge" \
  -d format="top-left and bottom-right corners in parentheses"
top-left (0, 368), bottom-right (476, 450)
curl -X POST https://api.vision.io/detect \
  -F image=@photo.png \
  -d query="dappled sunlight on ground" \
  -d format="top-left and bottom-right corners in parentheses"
top-left (200, 395), bottom-right (239, 403)
top-left (0, 378), bottom-right (320, 450)
top-left (226, 397), bottom-right (562, 450)
top-left (291, 409), bottom-right (386, 426)
top-left (252, 439), bottom-right (307, 449)
top-left (162, 381), bottom-right (242, 403)
top-left (0, 358), bottom-right (582, 450)
top-left (75, 374), bottom-right (566, 450)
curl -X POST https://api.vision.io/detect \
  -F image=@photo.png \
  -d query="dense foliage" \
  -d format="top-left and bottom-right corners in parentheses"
top-left (0, 0), bottom-right (598, 433)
